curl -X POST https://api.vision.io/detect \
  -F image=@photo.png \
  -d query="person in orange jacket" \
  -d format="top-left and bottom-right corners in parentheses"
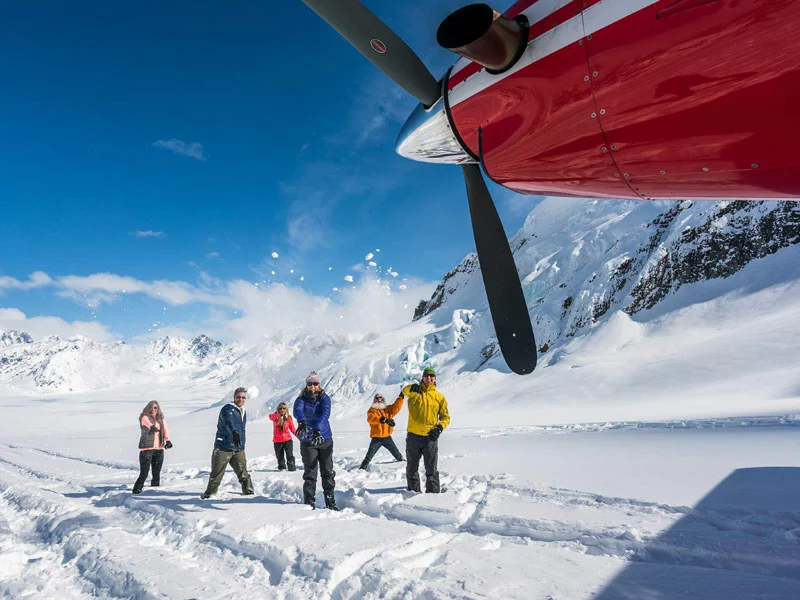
top-left (359, 392), bottom-right (404, 470)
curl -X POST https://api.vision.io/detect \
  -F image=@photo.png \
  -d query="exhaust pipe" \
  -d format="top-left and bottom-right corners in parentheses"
top-left (436, 4), bottom-right (529, 74)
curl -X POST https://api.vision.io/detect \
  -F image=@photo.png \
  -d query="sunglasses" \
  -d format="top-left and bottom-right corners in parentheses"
top-left (235, 395), bottom-right (246, 399)
top-left (375, 396), bottom-right (384, 400)
top-left (422, 374), bottom-right (436, 378)
top-left (307, 382), bottom-right (320, 387)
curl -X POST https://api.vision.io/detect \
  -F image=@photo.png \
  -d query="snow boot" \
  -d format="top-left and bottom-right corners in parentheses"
top-left (324, 491), bottom-right (339, 511)
top-left (359, 460), bottom-right (369, 471)
top-left (287, 458), bottom-right (296, 471)
top-left (304, 492), bottom-right (316, 509)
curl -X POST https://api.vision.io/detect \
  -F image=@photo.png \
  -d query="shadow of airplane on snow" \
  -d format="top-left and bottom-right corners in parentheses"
top-left (595, 467), bottom-right (800, 600)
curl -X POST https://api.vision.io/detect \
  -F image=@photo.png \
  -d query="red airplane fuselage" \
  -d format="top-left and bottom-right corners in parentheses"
top-left (400, 0), bottom-right (800, 200)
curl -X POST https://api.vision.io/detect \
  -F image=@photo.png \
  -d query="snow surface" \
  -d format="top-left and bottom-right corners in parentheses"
top-left (1, 198), bottom-right (799, 598)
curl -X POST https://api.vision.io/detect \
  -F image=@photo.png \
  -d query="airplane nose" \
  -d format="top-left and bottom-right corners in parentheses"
top-left (395, 97), bottom-right (475, 164)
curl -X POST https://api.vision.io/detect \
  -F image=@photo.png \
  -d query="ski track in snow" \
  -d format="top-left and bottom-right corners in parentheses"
top-left (2, 442), bottom-right (799, 599)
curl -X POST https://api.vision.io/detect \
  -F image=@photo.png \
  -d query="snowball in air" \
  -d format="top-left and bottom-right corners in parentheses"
top-left (271, 252), bottom-right (279, 258)
top-left (344, 275), bottom-right (354, 282)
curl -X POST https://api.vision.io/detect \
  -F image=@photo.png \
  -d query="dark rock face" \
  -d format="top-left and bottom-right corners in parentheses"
top-left (190, 334), bottom-right (222, 359)
top-left (413, 254), bottom-right (479, 321)
top-left (0, 330), bottom-right (34, 347)
top-left (627, 202), bottom-right (800, 314)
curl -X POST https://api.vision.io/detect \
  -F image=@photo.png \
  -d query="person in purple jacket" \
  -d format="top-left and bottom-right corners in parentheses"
top-left (293, 371), bottom-right (338, 510)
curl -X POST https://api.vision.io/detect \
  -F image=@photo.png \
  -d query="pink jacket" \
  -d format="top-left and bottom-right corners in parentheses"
top-left (139, 415), bottom-right (170, 451)
top-left (269, 412), bottom-right (297, 442)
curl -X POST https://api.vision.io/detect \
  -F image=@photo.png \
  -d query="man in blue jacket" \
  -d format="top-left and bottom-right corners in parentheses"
top-left (294, 371), bottom-right (337, 510)
top-left (202, 387), bottom-right (254, 498)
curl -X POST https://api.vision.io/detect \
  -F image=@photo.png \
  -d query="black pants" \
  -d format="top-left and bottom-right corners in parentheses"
top-left (133, 449), bottom-right (164, 492)
top-left (361, 436), bottom-right (403, 466)
top-left (300, 439), bottom-right (335, 503)
top-left (406, 433), bottom-right (439, 493)
top-left (274, 440), bottom-right (296, 470)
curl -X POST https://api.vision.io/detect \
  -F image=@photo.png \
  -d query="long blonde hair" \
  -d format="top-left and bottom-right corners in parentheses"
top-left (140, 400), bottom-right (164, 421)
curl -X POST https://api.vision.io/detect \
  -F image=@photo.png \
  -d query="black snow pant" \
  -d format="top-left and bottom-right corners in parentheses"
top-left (361, 436), bottom-right (404, 467)
top-left (133, 449), bottom-right (164, 492)
top-left (406, 433), bottom-right (440, 493)
top-left (203, 448), bottom-right (254, 496)
top-left (274, 440), bottom-right (296, 471)
top-left (300, 439), bottom-right (335, 504)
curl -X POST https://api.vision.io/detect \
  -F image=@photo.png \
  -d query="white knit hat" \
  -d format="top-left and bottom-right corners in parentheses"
top-left (305, 371), bottom-right (321, 385)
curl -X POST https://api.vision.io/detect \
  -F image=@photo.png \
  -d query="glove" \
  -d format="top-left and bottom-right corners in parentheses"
top-left (164, 440), bottom-right (173, 449)
top-left (310, 429), bottom-right (324, 446)
top-left (149, 425), bottom-right (159, 433)
top-left (386, 418), bottom-right (396, 427)
top-left (398, 388), bottom-right (405, 398)
top-left (232, 431), bottom-right (242, 448)
top-left (379, 416), bottom-right (387, 424)
top-left (410, 383), bottom-right (421, 394)
top-left (296, 421), bottom-right (307, 438)
top-left (428, 424), bottom-right (443, 441)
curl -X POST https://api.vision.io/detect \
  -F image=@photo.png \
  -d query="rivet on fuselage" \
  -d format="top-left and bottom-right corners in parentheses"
top-left (592, 71), bottom-right (598, 77)
top-left (579, 40), bottom-right (584, 45)
top-left (702, 167), bottom-right (709, 172)
top-left (591, 112), bottom-right (597, 118)
top-left (614, 173), bottom-right (621, 178)
top-left (584, 75), bottom-right (589, 82)
top-left (610, 145), bottom-right (617, 150)
top-left (587, 34), bottom-right (592, 40)
top-left (623, 173), bottom-right (630, 178)
top-left (751, 163), bottom-right (759, 168)
top-left (601, 147), bottom-right (607, 152)
top-left (660, 170), bottom-right (666, 175)
top-left (599, 109), bottom-right (606, 115)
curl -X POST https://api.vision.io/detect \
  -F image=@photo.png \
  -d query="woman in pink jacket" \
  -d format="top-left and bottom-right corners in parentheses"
top-left (269, 402), bottom-right (297, 471)
top-left (133, 400), bottom-right (172, 494)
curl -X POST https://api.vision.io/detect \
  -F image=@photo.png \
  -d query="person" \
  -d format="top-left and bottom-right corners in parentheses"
top-left (201, 387), bottom-right (254, 498)
top-left (269, 402), bottom-right (297, 471)
top-left (133, 400), bottom-right (172, 494)
top-left (294, 371), bottom-right (338, 510)
top-left (401, 367), bottom-right (450, 493)
top-left (359, 392), bottom-right (404, 470)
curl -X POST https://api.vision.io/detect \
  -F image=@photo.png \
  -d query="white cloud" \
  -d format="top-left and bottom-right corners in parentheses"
top-left (153, 139), bottom-right (207, 161)
top-left (207, 251), bottom-right (220, 259)
top-left (131, 230), bottom-right (166, 238)
top-left (205, 275), bottom-right (434, 345)
top-left (56, 273), bottom-right (229, 307)
top-left (0, 271), bottom-right (54, 291)
top-left (0, 308), bottom-right (116, 341)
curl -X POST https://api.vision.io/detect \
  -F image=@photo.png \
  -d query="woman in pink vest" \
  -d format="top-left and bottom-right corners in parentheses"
top-left (133, 400), bottom-right (173, 494)
top-left (269, 402), bottom-right (297, 471)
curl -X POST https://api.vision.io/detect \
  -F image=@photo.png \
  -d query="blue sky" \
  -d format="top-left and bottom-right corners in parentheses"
top-left (0, 0), bottom-right (539, 342)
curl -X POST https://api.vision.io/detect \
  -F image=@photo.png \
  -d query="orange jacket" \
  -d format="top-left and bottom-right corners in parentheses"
top-left (367, 397), bottom-right (404, 438)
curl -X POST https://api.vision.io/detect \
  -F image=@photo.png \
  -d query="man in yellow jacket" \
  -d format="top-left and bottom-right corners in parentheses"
top-left (401, 366), bottom-right (450, 493)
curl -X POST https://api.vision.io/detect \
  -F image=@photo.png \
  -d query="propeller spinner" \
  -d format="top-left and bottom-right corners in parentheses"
top-left (301, 0), bottom-right (537, 374)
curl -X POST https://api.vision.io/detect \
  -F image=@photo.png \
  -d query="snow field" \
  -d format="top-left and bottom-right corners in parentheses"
top-left (2, 417), bottom-right (800, 599)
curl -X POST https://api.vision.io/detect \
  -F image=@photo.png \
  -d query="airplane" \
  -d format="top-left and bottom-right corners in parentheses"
top-left (299, 0), bottom-right (800, 376)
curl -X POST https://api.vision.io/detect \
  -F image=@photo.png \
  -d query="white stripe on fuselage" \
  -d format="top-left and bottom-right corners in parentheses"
top-left (448, 0), bottom-right (660, 107)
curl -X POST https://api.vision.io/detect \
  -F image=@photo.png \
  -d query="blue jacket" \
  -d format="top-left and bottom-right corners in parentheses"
top-left (214, 402), bottom-right (247, 450)
top-left (293, 390), bottom-right (332, 443)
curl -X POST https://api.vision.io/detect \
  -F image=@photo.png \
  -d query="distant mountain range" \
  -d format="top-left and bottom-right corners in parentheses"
top-left (2, 199), bottom-right (798, 414)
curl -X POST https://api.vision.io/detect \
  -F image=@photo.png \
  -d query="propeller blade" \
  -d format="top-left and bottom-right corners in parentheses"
top-left (461, 163), bottom-right (537, 374)
top-left (301, 0), bottom-right (441, 107)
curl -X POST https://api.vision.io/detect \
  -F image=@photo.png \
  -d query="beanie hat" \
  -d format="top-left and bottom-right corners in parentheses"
top-left (305, 371), bottom-right (321, 385)
top-left (422, 367), bottom-right (436, 377)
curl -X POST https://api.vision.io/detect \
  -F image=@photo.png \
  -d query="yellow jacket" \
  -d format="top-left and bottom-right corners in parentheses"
top-left (367, 397), bottom-right (404, 438)
top-left (402, 383), bottom-right (450, 436)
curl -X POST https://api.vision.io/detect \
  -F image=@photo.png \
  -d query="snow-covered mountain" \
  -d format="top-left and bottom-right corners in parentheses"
top-left (0, 333), bottom-right (239, 391)
top-left (2, 199), bottom-right (798, 417)
top-left (0, 330), bottom-right (33, 347)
